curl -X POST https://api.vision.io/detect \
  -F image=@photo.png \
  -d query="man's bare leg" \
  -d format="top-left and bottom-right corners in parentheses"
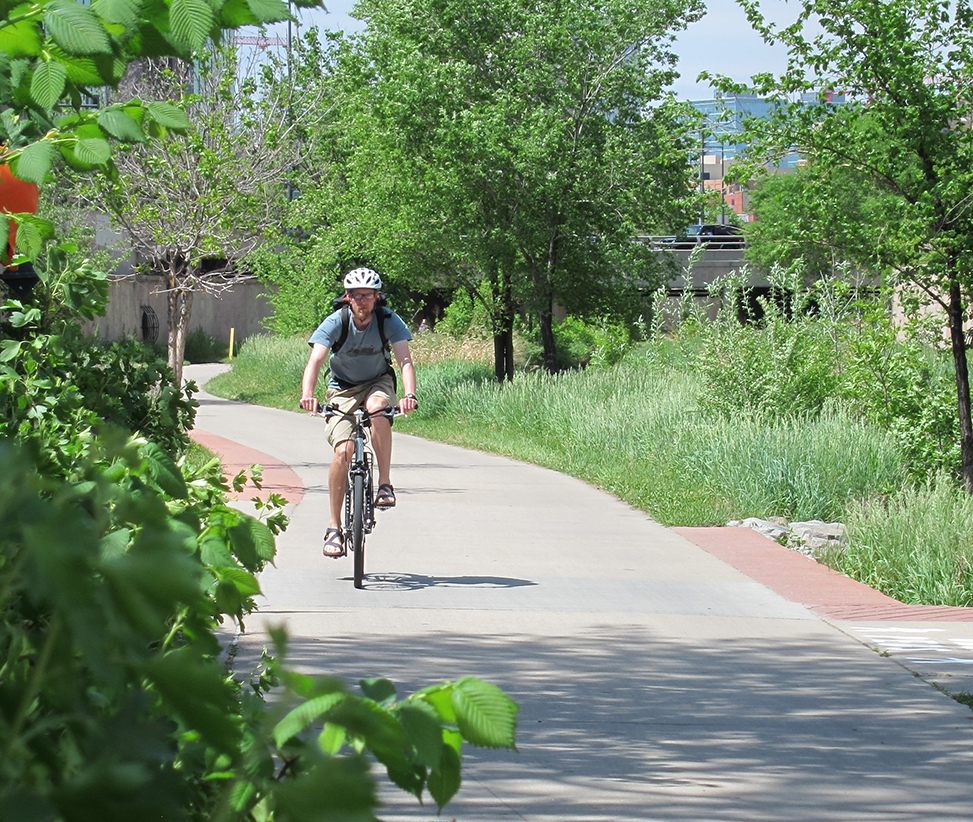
top-left (365, 394), bottom-right (394, 505)
top-left (329, 442), bottom-right (353, 528)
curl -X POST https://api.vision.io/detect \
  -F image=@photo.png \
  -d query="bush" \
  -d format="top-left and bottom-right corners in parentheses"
top-left (2, 264), bottom-right (518, 820)
top-left (438, 287), bottom-right (492, 338)
top-left (184, 326), bottom-right (227, 363)
top-left (0, 328), bottom-right (195, 472)
top-left (655, 264), bottom-right (960, 483)
top-left (830, 475), bottom-right (973, 606)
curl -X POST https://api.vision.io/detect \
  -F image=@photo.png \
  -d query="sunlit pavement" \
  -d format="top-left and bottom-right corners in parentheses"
top-left (188, 363), bottom-right (973, 822)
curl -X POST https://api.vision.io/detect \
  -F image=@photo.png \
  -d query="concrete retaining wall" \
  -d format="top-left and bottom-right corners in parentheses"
top-left (83, 274), bottom-right (276, 346)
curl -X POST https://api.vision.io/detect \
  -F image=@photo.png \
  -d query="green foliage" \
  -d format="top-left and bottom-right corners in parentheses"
top-left (705, 0), bottom-right (973, 487)
top-left (184, 327), bottom-right (227, 364)
top-left (0, 435), bottom-right (280, 821)
top-left (271, 675), bottom-right (517, 813)
top-left (1, 259), bottom-right (195, 471)
top-left (268, 0), bottom-right (702, 374)
top-left (2, 1), bottom-right (520, 812)
top-left (689, 267), bottom-right (841, 420)
top-left (248, 240), bottom-right (342, 336)
top-left (549, 316), bottom-right (632, 370)
top-left (830, 475), bottom-right (973, 606)
top-left (661, 264), bottom-right (960, 482)
top-left (1, 427), bottom-right (517, 820)
top-left (438, 287), bottom-right (491, 339)
top-left (745, 163), bottom-right (885, 284)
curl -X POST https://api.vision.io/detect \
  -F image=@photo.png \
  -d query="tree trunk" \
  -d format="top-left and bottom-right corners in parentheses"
top-left (539, 303), bottom-right (557, 373)
top-left (165, 253), bottom-right (194, 388)
top-left (947, 278), bottom-right (973, 492)
top-left (491, 266), bottom-right (515, 383)
top-left (538, 228), bottom-right (560, 373)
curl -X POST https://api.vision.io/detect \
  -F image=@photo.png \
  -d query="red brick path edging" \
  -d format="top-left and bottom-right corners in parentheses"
top-left (674, 526), bottom-right (973, 623)
top-left (189, 429), bottom-right (305, 506)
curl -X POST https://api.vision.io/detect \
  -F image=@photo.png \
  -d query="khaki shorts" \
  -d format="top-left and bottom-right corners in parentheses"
top-left (324, 373), bottom-right (396, 447)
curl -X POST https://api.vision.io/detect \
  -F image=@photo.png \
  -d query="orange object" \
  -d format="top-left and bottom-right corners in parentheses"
top-left (0, 163), bottom-right (39, 267)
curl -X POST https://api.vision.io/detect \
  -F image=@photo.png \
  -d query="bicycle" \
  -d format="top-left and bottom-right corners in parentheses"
top-left (314, 404), bottom-right (401, 589)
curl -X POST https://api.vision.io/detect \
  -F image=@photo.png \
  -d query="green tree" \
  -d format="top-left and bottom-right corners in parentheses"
top-left (706, 0), bottom-right (973, 489)
top-left (87, 47), bottom-right (307, 386)
top-left (277, 0), bottom-right (702, 376)
top-left (745, 161), bottom-right (883, 284)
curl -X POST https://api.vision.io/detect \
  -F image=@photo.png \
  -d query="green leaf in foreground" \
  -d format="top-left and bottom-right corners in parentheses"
top-left (273, 757), bottom-right (379, 821)
top-left (428, 741), bottom-right (462, 810)
top-left (73, 136), bottom-right (112, 166)
top-left (93, 0), bottom-right (142, 30)
top-left (169, 0), bottom-right (214, 51)
top-left (45, 0), bottom-right (112, 55)
top-left (98, 107), bottom-right (146, 142)
top-left (245, 0), bottom-right (292, 23)
top-left (274, 691), bottom-right (346, 748)
top-left (0, 21), bottom-right (42, 57)
top-left (451, 677), bottom-right (518, 749)
top-left (30, 61), bottom-right (67, 110)
top-left (143, 440), bottom-right (188, 499)
top-left (10, 141), bottom-right (55, 184)
top-left (146, 100), bottom-right (191, 131)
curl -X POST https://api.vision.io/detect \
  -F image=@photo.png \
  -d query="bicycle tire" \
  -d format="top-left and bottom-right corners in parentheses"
top-left (352, 473), bottom-right (366, 589)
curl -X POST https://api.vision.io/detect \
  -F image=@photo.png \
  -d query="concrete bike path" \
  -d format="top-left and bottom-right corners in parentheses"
top-left (187, 364), bottom-right (973, 822)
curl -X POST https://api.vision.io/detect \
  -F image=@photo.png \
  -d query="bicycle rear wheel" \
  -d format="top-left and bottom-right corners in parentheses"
top-left (351, 473), bottom-right (366, 588)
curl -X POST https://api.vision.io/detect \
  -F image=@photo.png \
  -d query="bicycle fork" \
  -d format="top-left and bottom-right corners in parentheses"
top-left (344, 449), bottom-right (376, 544)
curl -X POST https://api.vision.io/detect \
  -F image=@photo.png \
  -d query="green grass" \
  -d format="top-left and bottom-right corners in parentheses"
top-left (204, 331), bottom-right (973, 606)
top-left (206, 334), bottom-right (310, 410)
top-left (827, 476), bottom-right (973, 606)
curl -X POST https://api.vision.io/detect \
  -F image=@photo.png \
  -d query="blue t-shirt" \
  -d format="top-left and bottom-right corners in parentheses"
top-left (308, 306), bottom-right (412, 389)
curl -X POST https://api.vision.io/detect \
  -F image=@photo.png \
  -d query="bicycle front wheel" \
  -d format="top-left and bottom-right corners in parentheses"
top-left (351, 473), bottom-right (366, 589)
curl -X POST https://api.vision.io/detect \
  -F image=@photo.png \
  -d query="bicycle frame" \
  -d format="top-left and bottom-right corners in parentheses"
top-left (344, 406), bottom-right (376, 546)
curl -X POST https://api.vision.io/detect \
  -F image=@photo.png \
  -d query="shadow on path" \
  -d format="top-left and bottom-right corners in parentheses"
top-left (347, 572), bottom-right (538, 591)
top-left (233, 625), bottom-right (973, 821)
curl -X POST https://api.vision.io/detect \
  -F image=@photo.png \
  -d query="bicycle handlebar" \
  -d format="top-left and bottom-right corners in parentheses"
top-left (310, 405), bottom-right (405, 420)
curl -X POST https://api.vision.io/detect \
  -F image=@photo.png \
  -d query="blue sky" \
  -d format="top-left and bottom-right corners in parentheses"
top-left (264, 0), bottom-right (795, 100)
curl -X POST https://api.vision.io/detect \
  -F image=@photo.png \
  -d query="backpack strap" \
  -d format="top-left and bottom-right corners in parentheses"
top-left (376, 306), bottom-right (391, 363)
top-left (331, 304), bottom-right (352, 354)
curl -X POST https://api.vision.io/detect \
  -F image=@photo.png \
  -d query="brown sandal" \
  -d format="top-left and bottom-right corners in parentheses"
top-left (323, 528), bottom-right (345, 558)
top-left (375, 484), bottom-right (396, 509)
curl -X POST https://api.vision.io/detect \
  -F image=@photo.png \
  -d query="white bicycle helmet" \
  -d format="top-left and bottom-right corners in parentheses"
top-left (343, 267), bottom-right (382, 291)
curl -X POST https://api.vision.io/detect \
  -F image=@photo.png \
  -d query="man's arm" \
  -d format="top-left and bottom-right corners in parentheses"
top-left (392, 339), bottom-right (417, 414)
top-left (300, 343), bottom-right (330, 413)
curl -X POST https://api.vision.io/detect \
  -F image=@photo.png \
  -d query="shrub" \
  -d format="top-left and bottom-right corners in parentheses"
top-left (438, 287), bottom-right (492, 338)
top-left (655, 263), bottom-right (960, 483)
top-left (830, 476), bottom-right (973, 606)
top-left (184, 326), bottom-right (228, 363)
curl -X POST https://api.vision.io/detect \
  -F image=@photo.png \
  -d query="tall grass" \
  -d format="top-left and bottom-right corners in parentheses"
top-left (404, 356), bottom-right (905, 526)
top-left (828, 478), bottom-right (973, 606)
top-left (206, 334), bottom-right (310, 410)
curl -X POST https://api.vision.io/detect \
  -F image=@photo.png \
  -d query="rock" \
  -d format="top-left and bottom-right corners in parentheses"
top-left (787, 520), bottom-right (847, 557)
top-left (727, 517), bottom-right (789, 543)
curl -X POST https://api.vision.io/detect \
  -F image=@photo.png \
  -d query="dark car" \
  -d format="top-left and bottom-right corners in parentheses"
top-left (660, 224), bottom-right (745, 250)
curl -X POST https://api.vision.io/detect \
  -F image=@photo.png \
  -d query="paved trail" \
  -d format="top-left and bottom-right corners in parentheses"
top-left (188, 364), bottom-right (973, 822)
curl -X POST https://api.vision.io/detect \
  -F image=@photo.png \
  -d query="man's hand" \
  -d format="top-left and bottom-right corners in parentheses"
top-left (300, 397), bottom-right (320, 414)
top-left (399, 393), bottom-right (418, 414)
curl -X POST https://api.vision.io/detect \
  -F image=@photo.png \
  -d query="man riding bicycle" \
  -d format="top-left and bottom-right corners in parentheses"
top-left (299, 267), bottom-right (418, 558)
